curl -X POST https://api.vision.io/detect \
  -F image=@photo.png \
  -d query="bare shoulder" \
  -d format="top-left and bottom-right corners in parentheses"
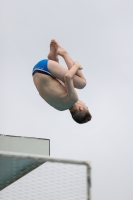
top-left (33, 73), bottom-right (77, 111)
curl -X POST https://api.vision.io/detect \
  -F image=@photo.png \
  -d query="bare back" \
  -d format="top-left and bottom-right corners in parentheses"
top-left (33, 73), bottom-right (77, 111)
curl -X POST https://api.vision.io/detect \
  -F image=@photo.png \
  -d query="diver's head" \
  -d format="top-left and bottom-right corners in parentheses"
top-left (69, 100), bottom-right (92, 124)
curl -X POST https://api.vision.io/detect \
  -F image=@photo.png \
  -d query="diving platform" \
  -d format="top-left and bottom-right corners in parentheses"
top-left (0, 134), bottom-right (50, 190)
top-left (0, 135), bottom-right (91, 200)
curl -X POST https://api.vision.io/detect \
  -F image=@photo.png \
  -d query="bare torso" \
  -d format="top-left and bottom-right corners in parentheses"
top-left (33, 73), bottom-right (77, 111)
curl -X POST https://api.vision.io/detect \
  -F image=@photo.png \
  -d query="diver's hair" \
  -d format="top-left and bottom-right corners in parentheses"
top-left (70, 109), bottom-right (92, 124)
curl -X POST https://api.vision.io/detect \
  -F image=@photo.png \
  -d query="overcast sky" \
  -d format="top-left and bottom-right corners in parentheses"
top-left (0, 0), bottom-right (133, 200)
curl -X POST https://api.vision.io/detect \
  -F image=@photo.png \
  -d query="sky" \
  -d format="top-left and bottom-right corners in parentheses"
top-left (0, 0), bottom-right (133, 199)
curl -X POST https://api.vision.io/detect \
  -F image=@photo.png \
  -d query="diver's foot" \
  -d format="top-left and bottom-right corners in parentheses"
top-left (50, 39), bottom-right (67, 57)
top-left (47, 40), bottom-right (59, 62)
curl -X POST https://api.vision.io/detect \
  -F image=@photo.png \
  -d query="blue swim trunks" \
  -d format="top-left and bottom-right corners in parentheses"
top-left (32, 59), bottom-right (52, 76)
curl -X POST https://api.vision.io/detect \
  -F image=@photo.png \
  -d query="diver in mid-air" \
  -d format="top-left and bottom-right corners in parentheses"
top-left (32, 40), bottom-right (92, 124)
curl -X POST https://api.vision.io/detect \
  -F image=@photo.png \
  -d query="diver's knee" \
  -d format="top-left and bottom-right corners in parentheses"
top-left (78, 79), bottom-right (87, 89)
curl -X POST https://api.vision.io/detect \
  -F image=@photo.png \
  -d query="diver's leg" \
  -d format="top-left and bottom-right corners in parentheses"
top-left (48, 60), bottom-right (86, 89)
top-left (52, 39), bottom-right (86, 81)
top-left (61, 51), bottom-right (86, 81)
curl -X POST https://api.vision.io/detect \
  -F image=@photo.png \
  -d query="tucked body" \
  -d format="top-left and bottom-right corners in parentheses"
top-left (32, 40), bottom-right (92, 124)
